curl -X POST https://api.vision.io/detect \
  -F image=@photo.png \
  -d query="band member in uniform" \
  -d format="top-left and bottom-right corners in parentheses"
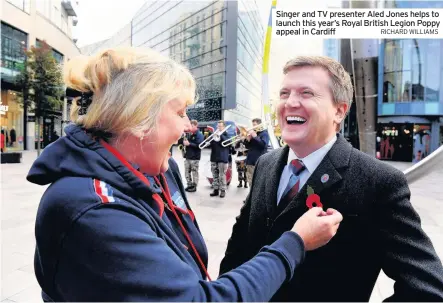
top-left (234, 140), bottom-right (248, 188)
top-left (244, 118), bottom-right (269, 184)
top-left (183, 120), bottom-right (204, 192)
top-left (210, 120), bottom-right (229, 198)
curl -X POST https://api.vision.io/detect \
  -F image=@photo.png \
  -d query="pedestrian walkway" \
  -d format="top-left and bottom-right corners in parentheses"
top-left (1, 148), bottom-right (442, 301)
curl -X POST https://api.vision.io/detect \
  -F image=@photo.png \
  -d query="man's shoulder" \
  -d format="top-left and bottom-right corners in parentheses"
top-left (347, 147), bottom-right (406, 183)
top-left (257, 147), bottom-right (285, 165)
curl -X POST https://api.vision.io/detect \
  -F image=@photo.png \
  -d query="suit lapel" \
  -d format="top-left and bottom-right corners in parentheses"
top-left (264, 146), bottom-right (290, 216)
top-left (278, 135), bottom-right (352, 217)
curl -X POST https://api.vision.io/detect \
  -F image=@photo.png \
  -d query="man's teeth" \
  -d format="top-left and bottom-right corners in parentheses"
top-left (286, 116), bottom-right (307, 122)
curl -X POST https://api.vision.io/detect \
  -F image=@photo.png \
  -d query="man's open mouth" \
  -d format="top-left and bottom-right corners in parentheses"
top-left (286, 116), bottom-right (307, 125)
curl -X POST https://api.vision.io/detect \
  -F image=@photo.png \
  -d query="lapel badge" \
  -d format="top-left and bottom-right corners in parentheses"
top-left (321, 174), bottom-right (329, 183)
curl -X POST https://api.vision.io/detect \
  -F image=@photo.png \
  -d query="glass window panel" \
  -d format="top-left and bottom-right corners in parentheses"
top-left (132, 1), bottom-right (220, 48)
top-left (411, 39), bottom-right (425, 101)
top-left (392, 1), bottom-right (443, 9)
top-left (424, 40), bottom-right (441, 101)
top-left (1, 23), bottom-right (28, 81)
top-left (383, 72), bottom-right (397, 102)
top-left (400, 71), bottom-right (412, 102)
top-left (384, 40), bottom-right (402, 73)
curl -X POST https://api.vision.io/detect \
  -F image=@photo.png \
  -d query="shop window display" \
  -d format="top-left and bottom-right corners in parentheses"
top-left (413, 125), bottom-right (431, 163)
top-left (0, 90), bottom-right (24, 152)
top-left (376, 123), bottom-right (414, 162)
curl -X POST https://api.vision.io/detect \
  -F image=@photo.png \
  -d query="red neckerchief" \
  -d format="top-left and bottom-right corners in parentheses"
top-left (100, 139), bottom-right (211, 281)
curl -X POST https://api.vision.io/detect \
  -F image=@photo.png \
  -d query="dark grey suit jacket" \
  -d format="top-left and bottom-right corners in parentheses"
top-left (220, 134), bottom-right (443, 302)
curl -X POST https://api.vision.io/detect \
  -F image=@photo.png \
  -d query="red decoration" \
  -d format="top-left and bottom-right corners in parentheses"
top-left (306, 185), bottom-right (323, 209)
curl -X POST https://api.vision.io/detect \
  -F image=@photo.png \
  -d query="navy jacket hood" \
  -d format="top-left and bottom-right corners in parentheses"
top-left (27, 124), bottom-right (159, 197)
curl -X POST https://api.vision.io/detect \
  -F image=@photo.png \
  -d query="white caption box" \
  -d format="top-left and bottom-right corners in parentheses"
top-left (272, 9), bottom-right (443, 39)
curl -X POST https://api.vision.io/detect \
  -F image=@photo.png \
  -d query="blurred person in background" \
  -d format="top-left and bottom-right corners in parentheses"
top-left (234, 139), bottom-right (248, 188)
top-left (244, 118), bottom-right (269, 186)
top-left (183, 119), bottom-right (204, 192)
top-left (209, 120), bottom-right (230, 198)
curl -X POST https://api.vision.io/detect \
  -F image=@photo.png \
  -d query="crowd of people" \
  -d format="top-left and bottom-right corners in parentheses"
top-left (27, 46), bottom-right (443, 301)
top-left (179, 118), bottom-right (269, 198)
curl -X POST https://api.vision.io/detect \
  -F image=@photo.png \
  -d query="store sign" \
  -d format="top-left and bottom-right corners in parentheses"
top-left (382, 129), bottom-right (398, 136)
top-left (0, 101), bottom-right (9, 115)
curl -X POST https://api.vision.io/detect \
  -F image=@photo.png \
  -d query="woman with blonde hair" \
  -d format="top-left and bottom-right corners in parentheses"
top-left (27, 47), bottom-right (342, 301)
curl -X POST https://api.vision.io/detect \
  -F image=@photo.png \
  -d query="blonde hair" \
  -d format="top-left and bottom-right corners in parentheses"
top-left (283, 56), bottom-right (354, 112)
top-left (65, 47), bottom-right (196, 138)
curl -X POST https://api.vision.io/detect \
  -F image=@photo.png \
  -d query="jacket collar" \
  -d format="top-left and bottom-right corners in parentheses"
top-left (264, 134), bottom-right (352, 217)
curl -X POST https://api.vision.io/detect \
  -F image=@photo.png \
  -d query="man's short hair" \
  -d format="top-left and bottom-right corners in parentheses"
top-left (252, 118), bottom-right (262, 124)
top-left (283, 56), bottom-right (354, 113)
top-left (218, 120), bottom-right (225, 126)
top-left (190, 120), bottom-right (198, 126)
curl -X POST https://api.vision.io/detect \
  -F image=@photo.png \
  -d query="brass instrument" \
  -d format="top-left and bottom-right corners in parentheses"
top-left (199, 124), bottom-right (232, 149)
top-left (222, 123), bottom-right (267, 147)
top-left (178, 133), bottom-right (189, 156)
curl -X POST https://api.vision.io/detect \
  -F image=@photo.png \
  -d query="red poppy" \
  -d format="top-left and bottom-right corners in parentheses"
top-left (306, 186), bottom-right (323, 209)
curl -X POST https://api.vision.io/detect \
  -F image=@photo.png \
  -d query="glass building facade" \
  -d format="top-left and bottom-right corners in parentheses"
top-left (1, 22), bottom-right (27, 83)
top-left (130, 0), bottom-right (264, 126)
top-left (326, 0), bottom-right (443, 161)
top-left (377, 0), bottom-right (443, 162)
top-left (227, 0), bottom-right (264, 126)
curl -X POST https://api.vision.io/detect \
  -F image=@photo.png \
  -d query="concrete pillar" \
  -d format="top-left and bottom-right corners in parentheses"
top-left (431, 119), bottom-right (440, 152)
top-left (26, 117), bottom-right (35, 151)
top-left (349, 0), bottom-right (380, 157)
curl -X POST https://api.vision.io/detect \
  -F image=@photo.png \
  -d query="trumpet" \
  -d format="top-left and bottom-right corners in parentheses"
top-left (199, 124), bottom-right (232, 149)
top-left (222, 123), bottom-right (267, 147)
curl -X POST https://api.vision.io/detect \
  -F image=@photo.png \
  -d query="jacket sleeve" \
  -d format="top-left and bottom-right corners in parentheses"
top-left (251, 132), bottom-right (268, 149)
top-left (219, 157), bottom-right (262, 274)
top-left (376, 170), bottom-right (443, 302)
top-left (189, 132), bottom-right (204, 148)
top-left (56, 202), bottom-right (305, 302)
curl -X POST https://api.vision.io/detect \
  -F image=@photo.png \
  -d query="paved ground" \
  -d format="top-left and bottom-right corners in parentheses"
top-left (1, 147), bottom-right (443, 301)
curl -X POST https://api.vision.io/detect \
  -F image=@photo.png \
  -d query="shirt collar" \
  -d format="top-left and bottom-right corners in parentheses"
top-left (287, 135), bottom-right (337, 174)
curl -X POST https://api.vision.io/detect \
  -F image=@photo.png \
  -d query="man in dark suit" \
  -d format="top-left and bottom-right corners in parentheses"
top-left (219, 56), bottom-right (443, 301)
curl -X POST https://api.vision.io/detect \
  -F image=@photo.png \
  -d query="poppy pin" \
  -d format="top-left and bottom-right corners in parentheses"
top-left (306, 185), bottom-right (323, 209)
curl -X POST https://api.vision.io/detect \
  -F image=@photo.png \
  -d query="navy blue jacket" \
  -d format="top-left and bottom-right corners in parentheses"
top-left (27, 124), bottom-right (305, 302)
top-left (210, 132), bottom-right (230, 163)
top-left (245, 130), bottom-right (269, 166)
top-left (185, 130), bottom-right (204, 160)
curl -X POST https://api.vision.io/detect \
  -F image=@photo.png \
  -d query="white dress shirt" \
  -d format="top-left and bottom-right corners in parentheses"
top-left (276, 135), bottom-right (337, 205)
